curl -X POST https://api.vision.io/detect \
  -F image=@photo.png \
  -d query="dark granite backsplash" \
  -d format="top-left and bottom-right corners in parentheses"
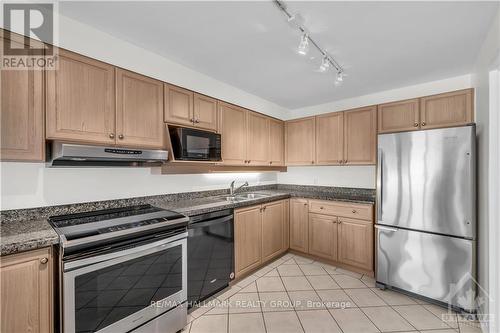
top-left (276, 184), bottom-right (375, 202)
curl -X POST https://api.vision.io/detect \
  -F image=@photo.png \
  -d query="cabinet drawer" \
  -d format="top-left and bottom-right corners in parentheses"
top-left (309, 200), bottom-right (373, 221)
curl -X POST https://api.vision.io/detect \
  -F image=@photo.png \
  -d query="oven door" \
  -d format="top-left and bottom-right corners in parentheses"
top-left (62, 232), bottom-right (187, 333)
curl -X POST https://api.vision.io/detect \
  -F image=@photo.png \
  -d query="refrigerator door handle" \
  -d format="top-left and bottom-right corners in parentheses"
top-left (377, 149), bottom-right (383, 222)
top-left (375, 225), bottom-right (398, 232)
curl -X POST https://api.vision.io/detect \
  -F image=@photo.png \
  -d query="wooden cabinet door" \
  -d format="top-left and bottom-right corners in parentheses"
top-left (343, 106), bottom-right (376, 165)
top-left (116, 69), bottom-right (164, 148)
top-left (289, 198), bottom-right (309, 253)
top-left (235, 206), bottom-right (262, 277)
top-left (308, 213), bottom-right (338, 261)
top-left (338, 217), bottom-right (373, 271)
top-left (193, 93), bottom-right (218, 131)
top-left (164, 84), bottom-right (194, 127)
top-left (247, 112), bottom-right (269, 165)
top-left (284, 199), bottom-right (290, 250)
top-left (1, 34), bottom-right (44, 161)
top-left (219, 102), bottom-right (247, 165)
top-left (378, 98), bottom-right (420, 133)
top-left (262, 201), bottom-right (285, 262)
top-left (316, 112), bottom-right (344, 165)
top-left (46, 49), bottom-right (116, 144)
top-left (420, 89), bottom-right (473, 129)
top-left (269, 119), bottom-right (284, 166)
top-left (285, 117), bottom-right (315, 165)
top-left (0, 247), bottom-right (53, 333)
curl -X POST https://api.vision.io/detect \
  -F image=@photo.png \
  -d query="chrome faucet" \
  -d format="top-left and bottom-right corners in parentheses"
top-left (229, 180), bottom-right (249, 196)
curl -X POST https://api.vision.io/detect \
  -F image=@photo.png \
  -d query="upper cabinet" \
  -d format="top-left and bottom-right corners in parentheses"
top-left (269, 119), bottom-right (285, 166)
top-left (164, 84), bottom-right (193, 127)
top-left (247, 112), bottom-right (269, 165)
top-left (46, 49), bottom-right (116, 145)
top-left (164, 85), bottom-right (218, 131)
top-left (116, 69), bottom-right (164, 148)
top-left (377, 89), bottom-right (474, 133)
top-left (0, 33), bottom-right (44, 161)
top-left (285, 117), bottom-right (316, 165)
top-left (316, 112), bottom-right (344, 165)
top-left (343, 106), bottom-right (377, 165)
top-left (420, 89), bottom-right (473, 129)
top-left (193, 93), bottom-right (218, 131)
top-left (378, 98), bottom-right (420, 133)
top-left (219, 102), bottom-right (247, 165)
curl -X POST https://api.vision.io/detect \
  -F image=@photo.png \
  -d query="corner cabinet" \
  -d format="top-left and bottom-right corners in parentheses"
top-left (115, 69), bottom-right (164, 148)
top-left (235, 200), bottom-right (288, 277)
top-left (46, 48), bottom-right (116, 145)
top-left (0, 32), bottom-right (44, 161)
top-left (285, 117), bottom-right (315, 165)
top-left (0, 247), bottom-right (53, 333)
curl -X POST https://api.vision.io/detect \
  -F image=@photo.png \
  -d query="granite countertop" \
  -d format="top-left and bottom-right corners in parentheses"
top-left (0, 185), bottom-right (374, 256)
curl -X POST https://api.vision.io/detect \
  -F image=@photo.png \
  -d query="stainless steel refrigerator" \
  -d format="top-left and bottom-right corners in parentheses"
top-left (376, 125), bottom-right (476, 312)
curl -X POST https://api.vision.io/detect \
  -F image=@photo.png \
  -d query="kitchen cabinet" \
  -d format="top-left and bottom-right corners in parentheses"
top-left (338, 217), bottom-right (373, 271)
top-left (219, 102), bottom-right (247, 165)
top-left (316, 112), bottom-right (344, 165)
top-left (420, 89), bottom-right (473, 129)
top-left (46, 48), bottom-right (116, 145)
top-left (285, 117), bottom-right (315, 165)
top-left (343, 106), bottom-right (377, 165)
top-left (235, 206), bottom-right (262, 277)
top-left (0, 247), bottom-right (53, 333)
top-left (378, 98), bottom-right (420, 133)
top-left (269, 119), bottom-right (285, 166)
top-left (308, 213), bottom-right (338, 261)
top-left (193, 93), bottom-right (218, 131)
top-left (164, 84), bottom-right (193, 127)
top-left (289, 198), bottom-right (309, 253)
top-left (116, 69), bottom-right (164, 148)
top-left (247, 112), bottom-right (270, 165)
top-left (235, 200), bottom-right (288, 277)
top-left (0, 33), bottom-right (44, 161)
top-left (261, 201), bottom-right (286, 262)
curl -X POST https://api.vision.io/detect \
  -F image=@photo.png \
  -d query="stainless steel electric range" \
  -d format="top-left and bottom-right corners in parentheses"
top-left (49, 204), bottom-right (189, 333)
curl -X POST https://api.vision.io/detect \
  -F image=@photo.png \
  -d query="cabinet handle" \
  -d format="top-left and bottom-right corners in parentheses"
top-left (118, 134), bottom-right (124, 140)
top-left (352, 209), bottom-right (357, 213)
top-left (338, 220), bottom-right (342, 224)
top-left (344, 159), bottom-right (347, 164)
top-left (304, 203), bottom-right (308, 206)
top-left (414, 122), bottom-right (419, 127)
top-left (270, 161), bottom-right (273, 165)
top-left (109, 133), bottom-right (115, 139)
top-left (190, 118), bottom-right (195, 123)
top-left (195, 119), bottom-right (200, 123)
top-left (311, 161), bottom-right (315, 164)
top-left (320, 206), bottom-right (324, 210)
top-left (338, 160), bottom-right (343, 164)
top-left (40, 257), bottom-right (48, 264)
top-left (421, 122), bottom-right (426, 127)
top-left (248, 160), bottom-right (251, 163)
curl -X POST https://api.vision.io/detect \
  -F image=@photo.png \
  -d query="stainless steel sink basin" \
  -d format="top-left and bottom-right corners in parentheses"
top-left (234, 193), bottom-right (270, 200)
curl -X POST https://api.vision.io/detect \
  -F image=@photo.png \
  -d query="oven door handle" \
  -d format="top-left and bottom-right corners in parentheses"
top-left (64, 231), bottom-right (187, 272)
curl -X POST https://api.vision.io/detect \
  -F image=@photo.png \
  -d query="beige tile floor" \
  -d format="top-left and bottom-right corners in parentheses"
top-left (184, 253), bottom-right (482, 333)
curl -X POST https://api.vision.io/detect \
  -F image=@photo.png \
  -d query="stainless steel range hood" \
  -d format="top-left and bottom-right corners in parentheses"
top-left (48, 142), bottom-right (168, 167)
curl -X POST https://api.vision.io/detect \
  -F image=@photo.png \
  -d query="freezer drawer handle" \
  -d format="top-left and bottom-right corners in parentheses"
top-left (375, 225), bottom-right (398, 232)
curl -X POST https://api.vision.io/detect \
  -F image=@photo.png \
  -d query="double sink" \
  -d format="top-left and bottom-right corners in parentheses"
top-left (221, 192), bottom-right (270, 202)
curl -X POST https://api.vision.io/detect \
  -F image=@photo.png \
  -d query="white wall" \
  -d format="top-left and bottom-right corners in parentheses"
top-left (0, 163), bottom-right (276, 210)
top-left (471, 5), bottom-right (500, 332)
top-left (277, 166), bottom-right (376, 189)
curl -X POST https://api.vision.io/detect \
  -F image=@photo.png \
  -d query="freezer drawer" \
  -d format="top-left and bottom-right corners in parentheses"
top-left (376, 225), bottom-right (476, 311)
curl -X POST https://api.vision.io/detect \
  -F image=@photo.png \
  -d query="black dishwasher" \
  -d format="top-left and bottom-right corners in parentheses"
top-left (187, 209), bottom-right (234, 306)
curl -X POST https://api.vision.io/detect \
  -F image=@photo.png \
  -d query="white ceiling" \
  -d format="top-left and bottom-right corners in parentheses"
top-left (60, 1), bottom-right (498, 109)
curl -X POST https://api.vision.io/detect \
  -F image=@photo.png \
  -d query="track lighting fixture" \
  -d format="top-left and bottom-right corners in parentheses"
top-left (274, 0), bottom-right (346, 84)
top-left (298, 34), bottom-right (309, 55)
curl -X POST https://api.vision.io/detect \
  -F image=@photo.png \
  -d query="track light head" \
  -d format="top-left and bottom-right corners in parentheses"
top-left (336, 72), bottom-right (344, 82)
top-left (319, 56), bottom-right (331, 72)
top-left (298, 34), bottom-right (309, 55)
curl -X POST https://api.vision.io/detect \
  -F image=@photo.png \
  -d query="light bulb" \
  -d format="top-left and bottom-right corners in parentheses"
top-left (298, 34), bottom-right (309, 55)
top-left (319, 56), bottom-right (330, 72)
top-left (336, 72), bottom-right (344, 82)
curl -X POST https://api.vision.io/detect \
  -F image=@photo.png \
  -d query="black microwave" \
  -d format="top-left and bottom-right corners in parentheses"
top-left (169, 127), bottom-right (222, 161)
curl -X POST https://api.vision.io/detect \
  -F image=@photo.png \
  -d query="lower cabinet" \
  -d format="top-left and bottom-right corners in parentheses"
top-left (0, 247), bottom-right (53, 333)
top-left (308, 213), bottom-right (338, 261)
top-left (235, 200), bottom-right (288, 277)
top-left (338, 217), bottom-right (374, 271)
top-left (291, 199), bottom-right (375, 274)
top-left (289, 198), bottom-right (309, 253)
